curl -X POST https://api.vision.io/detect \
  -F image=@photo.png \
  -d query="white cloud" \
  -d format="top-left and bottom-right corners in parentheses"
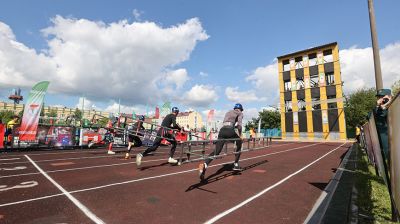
top-left (245, 61), bottom-right (279, 104)
top-left (76, 97), bottom-right (99, 110)
top-left (225, 86), bottom-right (266, 103)
top-left (132, 9), bottom-right (143, 21)
top-left (181, 85), bottom-right (218, 107)
top-left (0, 16), bottom-right (209, 106)
top-left (339, 42), bottom-right (400, 94)
top-left (243, 107), bottom-right (260, 122)
top-left (199, 71), bottom-right (208, 77)
top-left (104, 102), bottom-right (140, 114)
top-left (164, 68), bottom-right (189, 89)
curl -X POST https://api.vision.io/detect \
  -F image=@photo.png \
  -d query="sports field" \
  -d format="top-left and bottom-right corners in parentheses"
top-left (0, 141), bottom-right (351, 224)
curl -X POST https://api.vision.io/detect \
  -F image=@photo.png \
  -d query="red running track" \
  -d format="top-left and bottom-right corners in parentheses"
top-left (0, 141), bottom-right (351, 224)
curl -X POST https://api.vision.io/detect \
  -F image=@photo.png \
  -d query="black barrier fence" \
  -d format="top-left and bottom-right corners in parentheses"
top-left (361, 92), bottom-right (400, 221)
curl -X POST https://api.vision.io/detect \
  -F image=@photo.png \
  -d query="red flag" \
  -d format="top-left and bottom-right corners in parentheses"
top-left (155, 107), bottom-right (160, 119)
top-left (207, 109), bottom-right (215, 123)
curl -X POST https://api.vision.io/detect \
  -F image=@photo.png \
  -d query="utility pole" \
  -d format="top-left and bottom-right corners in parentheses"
top-left (367, 0), bottom-right (383, 91)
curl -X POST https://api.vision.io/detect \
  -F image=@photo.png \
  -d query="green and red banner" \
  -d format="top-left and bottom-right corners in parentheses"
top-left (19, 81), bottom-right (50, 141)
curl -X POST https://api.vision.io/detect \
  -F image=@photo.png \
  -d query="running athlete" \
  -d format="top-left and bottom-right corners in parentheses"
top-left (136, 107), bottom-right (182, 166)
top-left (198, 103), bottom-right (244, 181)
top-left (125, 115), bottom-right (146, 159)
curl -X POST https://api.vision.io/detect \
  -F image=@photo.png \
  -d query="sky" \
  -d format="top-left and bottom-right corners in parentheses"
top-left (0, 0), bottom-right (400, 121)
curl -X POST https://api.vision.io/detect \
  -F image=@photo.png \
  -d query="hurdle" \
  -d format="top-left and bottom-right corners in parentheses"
top-left (177, 136), bottom-right (273, 165)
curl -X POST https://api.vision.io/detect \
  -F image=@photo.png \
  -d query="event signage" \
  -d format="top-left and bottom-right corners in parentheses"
top-left (19, 81), bottom-right (50, 141)
top-left (319, 73), bottom-right (326, 87)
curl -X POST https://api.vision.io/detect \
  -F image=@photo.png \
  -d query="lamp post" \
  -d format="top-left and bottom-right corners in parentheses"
top-left (367, 0), bottom-right (383, 91)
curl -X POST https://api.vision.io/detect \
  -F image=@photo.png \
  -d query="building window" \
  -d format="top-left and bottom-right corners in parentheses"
top-left (283, 59), bottom-right (290, 71)
top-left (323, 49), bottom-right (333, 63)
top-left (298, 100), bottom-right (306, 111)
top-left (296, 78), bottom-right (304, 90)
top-left (309, 53), bottom-right (317, 66)
top-left (312, 98), bottom-right (321, 110)
top-left (295, 56), bottom-right (303, 69)
top-left (325, 72), bottom-right (335, 85)
top-left (284, 81), bottom-right (292, 91)
top-left (310, 74), bottom-right (319, 88)
top-left (285, 100), bottom-right (292, 112)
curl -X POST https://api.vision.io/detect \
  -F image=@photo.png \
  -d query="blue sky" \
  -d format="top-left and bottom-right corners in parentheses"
top-left (1, 0), bottom-right (400, 120)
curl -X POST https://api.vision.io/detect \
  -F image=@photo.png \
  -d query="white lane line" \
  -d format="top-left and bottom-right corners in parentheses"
top-left (0, 181), bottom-right (38, 192)
top-left (1, 154), bottom-right (128, 165)
top-left (204, 142), bottom-right (347, 224)
top-left (25, 155), bottom-right (105, 224)
top-left (0, 166), bottom-right (27, 171)
top-left (0, 150), bottom-right (172, 165)
top-left (0, 158), bottom-right (20, 161)
top-left (0, 142), bottom-right (314, 208)
top-left (0, 158), bottom-right (167, 178)
top-left (0, 142), bottom-right (294, 179)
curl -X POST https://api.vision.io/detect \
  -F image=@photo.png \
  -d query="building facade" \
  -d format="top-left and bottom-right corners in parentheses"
top-left (277, 42), bottom-right (346, 140)
top-left (176, 111), bottom-right (203, 130)
top-left (0, 102), bottom-right (111, 120)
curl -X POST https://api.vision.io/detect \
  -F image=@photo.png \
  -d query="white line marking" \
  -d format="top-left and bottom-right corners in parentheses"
top-left (0, 142), bottom-right (317, 208)
top-left (0, 181), bottom-right (38, 192)
top-left (25, 155), bottom-right (105, 224)
top-left (204, 143), bottom-right (347, 224)
top-left (0, 150), bottom-right (172, 165)
top-left (1, 154), bottom-right (125, 165)
top-left (0, 158), bottom-right (20, 161)
top-left (0, 142), bottom-right (294, 179)
top-left (0, 166), bottom-right (27, 171)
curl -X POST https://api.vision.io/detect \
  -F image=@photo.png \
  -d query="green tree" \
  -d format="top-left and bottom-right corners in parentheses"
top-left (245, 109), bottom-right (281, 131)
top-left (0, 110), bottom-right (16, 124)
top-left (391, 80), bottom-right (400, 96)
top-left (46, 109), bottom-right (58, 118)
top-left (97, 117), bottom-right (109, 127)
top-left (74, 108), bottom-right (83, 120)
top-left (344, 88), bottom-right (376, 137)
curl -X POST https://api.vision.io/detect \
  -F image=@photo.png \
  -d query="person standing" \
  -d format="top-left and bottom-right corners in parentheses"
top-left (355, 125), bottom-right (361, 144)
top-left (198, 103), bottom-right (244, 180)
top-left (5, 115), bottom-right (19, 146)
top-left (136, 107), bottom-right (182, 166)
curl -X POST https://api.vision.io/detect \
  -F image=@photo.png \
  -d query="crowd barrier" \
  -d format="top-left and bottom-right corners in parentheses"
top-left (361, 92), bottom-right (400, 220)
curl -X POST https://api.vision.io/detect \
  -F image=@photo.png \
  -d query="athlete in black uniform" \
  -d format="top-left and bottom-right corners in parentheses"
top-left (125, 115), bottom-right (146, 159)
top-left (198, 103), bottom-right (244, 180)
top-left (136, 107), bottom-right (182, 166)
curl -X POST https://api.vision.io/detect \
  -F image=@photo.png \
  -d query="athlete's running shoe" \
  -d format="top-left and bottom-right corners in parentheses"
top-left (198, 163), bottom-right (207, 181)
top-left (233, 163), bottom-right (243, 171)
top-left (107, 150), bottom-right (116, 155)
top-left (125, 153), bottom-right (130, 159)
top-left (136, 153), bottom-right (143, 166)
top-left (168, 157), bottom-right (178, 164)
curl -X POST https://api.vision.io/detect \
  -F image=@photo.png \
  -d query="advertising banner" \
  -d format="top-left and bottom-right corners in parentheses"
top-left (293, 112), bottom-right (298, 125)
top-left (19, 81), bottom-right (50, 141)
top-left (388, 96), bottom-right (400, 212)
top-left (0, 124), bottom-right (4, 148)
top-left (319, 73), bottom-right (325, 87)
top-left (368, 115), bottom-right (389, 187)
top-left (322, 110), bottom-right (328, 124)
